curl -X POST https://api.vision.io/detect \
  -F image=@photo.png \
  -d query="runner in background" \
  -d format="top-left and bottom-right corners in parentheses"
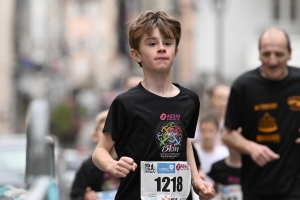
top-left (222, 27), bottom-right (300, 200)
top-left (70, 110), bottom-right (120, 200)
top-left (207, 137), bottom-right (242, 200)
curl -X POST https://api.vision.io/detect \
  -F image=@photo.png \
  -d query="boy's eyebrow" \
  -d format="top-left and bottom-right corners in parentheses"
top-left (144, 37), bottom-right (157, 41)
top-left (144, 37), bottom-right (174, 41)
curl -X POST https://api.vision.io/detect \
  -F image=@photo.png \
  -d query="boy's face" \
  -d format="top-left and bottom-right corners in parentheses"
top-left (130, 27), bottom-right (178, 71)
top-left (200, 121), bottom-right (219, 148)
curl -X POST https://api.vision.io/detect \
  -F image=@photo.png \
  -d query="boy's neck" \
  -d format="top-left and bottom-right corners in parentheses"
top-left (141, 79), bottom-right (179, 97)
top-left (201, 144), bottom-right (215, 153)
top-left (224, 154), bottom-right (242, 168)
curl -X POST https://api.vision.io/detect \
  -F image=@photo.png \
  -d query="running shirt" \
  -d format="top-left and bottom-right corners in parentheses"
top-left (208, 159), bottom-right (241, 186)
top-left (225, 66), bottom-right (300, 195)
top-left (103, 83), bottom-right (200, 199)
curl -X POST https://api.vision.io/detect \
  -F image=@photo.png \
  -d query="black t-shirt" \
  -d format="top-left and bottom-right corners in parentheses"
top-left (104, 83), bottom-right (200, 200)
top-left (225, 66), bottom-right (300, 195)
top-left (70, 156), bottom-right (120, 200)
top-left (207, 159), bottom-right (241, 186)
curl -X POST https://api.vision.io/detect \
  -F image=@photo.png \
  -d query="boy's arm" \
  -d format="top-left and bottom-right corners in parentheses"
top-left (92, 131), bottom-right (137, 178)
top-left (186, 139), bottom-right (214, 199)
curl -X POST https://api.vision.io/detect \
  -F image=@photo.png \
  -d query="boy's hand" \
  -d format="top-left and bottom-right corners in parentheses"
top-left (192, 178), bottom-right (214, 200)
top-left (84, 187), bottom-right (97, 200)
top-left (112, 156), bottom-right (137, 178)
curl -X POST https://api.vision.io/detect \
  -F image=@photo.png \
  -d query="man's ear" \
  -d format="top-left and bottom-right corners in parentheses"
top-left (130, 49), bottom-right (142, 63)
top-left (288, 48), bottom-right (292, 60)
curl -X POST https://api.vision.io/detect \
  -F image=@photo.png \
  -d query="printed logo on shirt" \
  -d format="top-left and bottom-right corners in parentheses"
top-left (102, 172), bottom-right (120, 191)
top-left (258, 112), bottom-right (278, 133)
top-left (227, 176), bottom-right (241, 184)
top-left (287, 96), bottom-right (300, 111)
top-left (256, 112), bottom-right (280, 143)
top-left (155, 121), bottom-right (185, 159)
top-left (256, 134), bottom-right (280, 143)
top-left (160, 113), bottom-right (181, 121)
top-left (254, 102), bottom-right (278, 111)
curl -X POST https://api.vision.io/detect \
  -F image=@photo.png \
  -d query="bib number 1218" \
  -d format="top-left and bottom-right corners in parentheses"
top-left (154, 176), bottom-right (183, 192)
top-left (141, 161), bottom-right (191, 199)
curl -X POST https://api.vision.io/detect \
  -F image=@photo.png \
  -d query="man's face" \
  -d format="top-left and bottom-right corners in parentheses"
top-left (259, 31), bottom-right (291, 81)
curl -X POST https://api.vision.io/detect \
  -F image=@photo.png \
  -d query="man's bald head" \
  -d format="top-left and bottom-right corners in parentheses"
top-left (258, 27), bottom-right (291, 52)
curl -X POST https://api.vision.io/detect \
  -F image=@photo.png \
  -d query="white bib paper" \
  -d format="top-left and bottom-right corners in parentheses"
top-left (218, 184), bottom-right (242, 200)
top-left (141, 161), bottom-right (191, 200)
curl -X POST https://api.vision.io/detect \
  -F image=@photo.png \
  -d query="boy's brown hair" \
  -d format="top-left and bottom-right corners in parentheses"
top-left (128, 10), bottom-right (181, 52)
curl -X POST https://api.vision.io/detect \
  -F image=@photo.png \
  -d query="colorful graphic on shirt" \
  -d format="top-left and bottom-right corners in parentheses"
top-left (287, 96), bottom-right (300, 111)
top-left (155, 119), bottom-right (185, 159)
top-left (101, 172), bottom-right (120, 191)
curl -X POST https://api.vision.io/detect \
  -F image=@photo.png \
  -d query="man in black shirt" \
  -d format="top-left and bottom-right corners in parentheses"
top-left (222, 27), bottom-right (300, 200)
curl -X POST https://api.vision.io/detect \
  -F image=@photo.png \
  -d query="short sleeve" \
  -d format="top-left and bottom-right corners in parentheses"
top-left (187, 93), bottom-right (200, 138)
top-left (224, 84), bottom-right (242, 130)
top-left (103, 97), bottom-right (126, 142)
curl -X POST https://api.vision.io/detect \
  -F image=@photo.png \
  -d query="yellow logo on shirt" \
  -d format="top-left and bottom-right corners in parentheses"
top-left (258, 112), bottom-right (278, 133)
top-left (256, 112), bottom-right (280, 143)
top-left (287, 96), bottom-right (300, 111)
top-left (254, 103), bottom-right (278, 111)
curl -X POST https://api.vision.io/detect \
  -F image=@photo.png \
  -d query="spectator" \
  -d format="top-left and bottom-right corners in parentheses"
top-left (192, 114), bottom-right (229, 199)
top-left (192, 83), bottom-right (230, 143)
top-left (206, 84), bottom-right (230, 129)
top-left (194, 114), bottom-right (229, 179)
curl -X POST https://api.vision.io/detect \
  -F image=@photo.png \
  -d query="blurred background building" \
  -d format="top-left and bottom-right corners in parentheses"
top-left (0, 0), bottom-right (16, 134)
top-left (1, 0), bottom-right (300, 146)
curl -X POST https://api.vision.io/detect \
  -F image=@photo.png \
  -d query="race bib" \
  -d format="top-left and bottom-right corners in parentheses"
top-left (141, 161), bottom-right (191, 200)
top-left (218, 184), bottom-right (242, 200)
